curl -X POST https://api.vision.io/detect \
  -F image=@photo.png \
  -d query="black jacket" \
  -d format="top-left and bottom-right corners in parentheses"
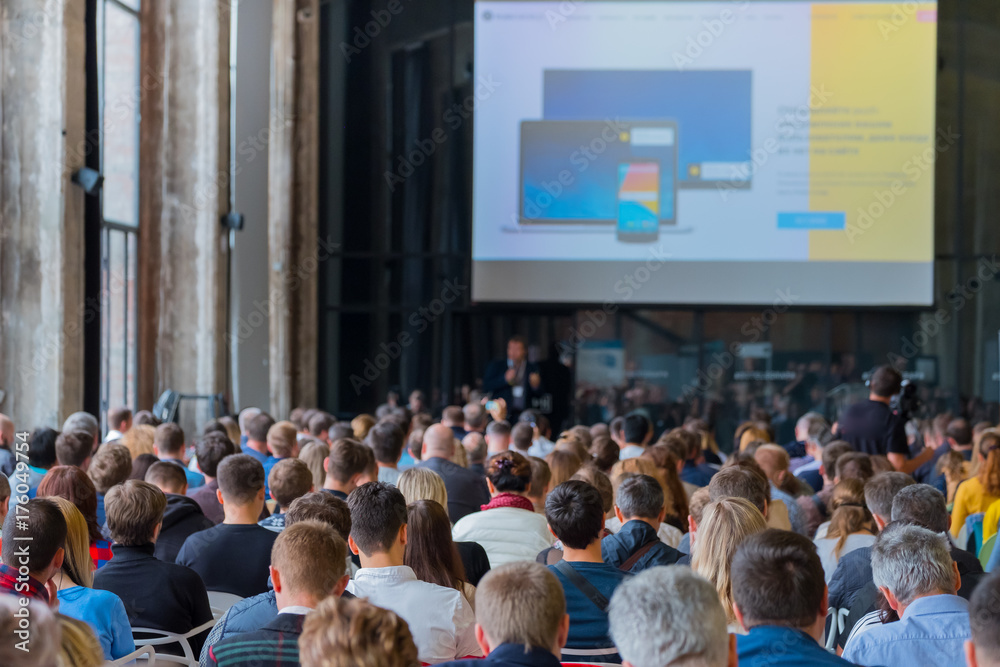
top-left (156, 494), bottom-right (215, 564)
top-left (417, 457), bottom-right (490, 523)
top-left (94, 543), bottom-right (213, 656)
top-left (176, 523), bottom-right (278, 598)
top-left (601, 519), bottom-right (682, 573)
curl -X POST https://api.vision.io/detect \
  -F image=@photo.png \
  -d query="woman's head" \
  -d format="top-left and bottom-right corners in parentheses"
top-left (545, 450), bottom-right (582, 492)
top-left (826, 478), bottom-right (875, 558)
top-left (589, 435), bottom-right (619, 473)
top-left (691, 497), bottom-right (767, 622)
top-left (37, 466), bottom-right (102, 545)
top-left (978, 431), bottom-right (1000, 495)
top-left (300, 441), bottom-right (331, 491)
top-left (49, 496), bottom-right (93, 588)
top-left (403, 500), bottom-right (466, 592)
top-left (738, 426), bottom-right (770, 452)
top-left (397, 467), bottom-right (448, 511)
top-left (640, 445), bottom-right (689, 524)
top-left (122, 424), bottom-right (156, 459)
top-left (486, 451), bottom-right (532, 494)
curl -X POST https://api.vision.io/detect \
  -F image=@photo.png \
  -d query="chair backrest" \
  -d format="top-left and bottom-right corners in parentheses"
top-left (131, 619), bottom-right (215, 667)
top-left (105, 644), bottom-right (155, 666)
top-left (966, 513), bottom-right (985, 553)
top-left (207, 591), bottom-right (245, 621)
top-left (824, 607), bottom-right (849, 652)
top-left (981, 534), bottom-right (998, 570)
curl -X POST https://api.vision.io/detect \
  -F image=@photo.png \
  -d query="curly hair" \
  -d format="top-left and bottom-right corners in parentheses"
top-left (299, 597), bottom-right (419, 667)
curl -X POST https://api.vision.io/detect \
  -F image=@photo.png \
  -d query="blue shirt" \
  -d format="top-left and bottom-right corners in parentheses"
top-left (680, 460), bottom-right (715, 487)
top-left (842, 594), bottom-right (970, 667)
top-left (163, 457), bottom-right (206, 489)
top-left (771, 483), bottom-right (807, 536)
top-left (241, 444), bottom-right (269, 465)
top-left (738, 625), bottom-right (855, 667)
top-left (548, 561), bottom-right (627, 650)
top-left (58, 585), bottom-right (135, 660)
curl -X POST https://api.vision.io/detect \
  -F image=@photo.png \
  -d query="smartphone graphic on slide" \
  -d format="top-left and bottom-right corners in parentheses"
top-left (617, 161), bottom-right (660, 243)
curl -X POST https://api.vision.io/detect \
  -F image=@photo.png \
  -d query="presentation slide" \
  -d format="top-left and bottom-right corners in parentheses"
top-left (472, 1), bottom-right (938, 306)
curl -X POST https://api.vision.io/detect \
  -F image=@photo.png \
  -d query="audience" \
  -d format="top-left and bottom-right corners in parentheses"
top-left (346, 481), bottom-right (481, 663)
top-left (155, 422), bottom-right (205, 489)
top-left (418, 424), bottom-right (490, 521)
top-left (206, 521), bottom-right (346, 667)
top-left (145, 461), bottom-right (214, 563)
top-left (452, 451), bottom-right (554, 567)
top-left (299, 596), bottom-right (419, 667)
top-left (813, 478), bottom-right (876, 582)
top-left (260, 457), bottom-right (314, 532)
top-left (94, 480), bottom-right (213, 655)
top-left (619, 413), bottom-right (652, 460)
top-left (37, 465), bottom-right (112, 569)
top-left (368, 421), bottom-right (406, 485)
top-left (187, 431), bottom-right (238, 524)
top-left (609, 566), bottom-right (736, 667)
top-left (601, 473), bottom-right (682, 572)
top-left (87, 442), bottom-right (132, 527)
top-left (176, 454), bottom-right (278, 597)
top-left (322, 437), bottom-right (377, 500)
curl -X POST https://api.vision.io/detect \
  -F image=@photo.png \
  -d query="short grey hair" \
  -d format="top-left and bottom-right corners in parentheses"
top-left (62, 412), bottom-right (99, 441)
top-left (609, 567), bottom-right (729, 667)
top-left (871, 522), bottom-right (956, 606)
top-left (891, 484), bottom-right (949, 533)
top-left (615, 474), bottom-right (664, 520)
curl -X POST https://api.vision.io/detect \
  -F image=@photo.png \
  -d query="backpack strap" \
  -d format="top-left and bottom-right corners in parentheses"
top-left (618, 539), bottom-right (658, 572)
top-left (554, 560), bottom-right (609, 612)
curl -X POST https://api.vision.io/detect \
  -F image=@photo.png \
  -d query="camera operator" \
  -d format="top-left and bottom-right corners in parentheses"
top-left (835, 365), bottom-right (933, 474)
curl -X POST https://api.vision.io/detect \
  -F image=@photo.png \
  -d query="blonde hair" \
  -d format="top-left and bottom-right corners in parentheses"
top-left (610, 458), bottom-right (673, 518)
top-left (397, 467), bottom-right (448, 512)
top-left (475, 562), bottom-right (566, 651)
top-left (352, 414), bottom-right (377, 440)
top-left (268, 420), bottom-right (299, 458)
top-left (545, 450), bottom-right (582, 491)
top-left (272, 521), bottom-right (347, 598)
top-left (739, 427), bottom-right (770, 452)
top-left (122, 424), bottom-right (156, 459)
top-left (0, 596), bottom-right (59, 667)
top-left (299, 597), bottom-right (419, 667)
top-left (48, 496), bottom-right (93, 588)
top-left (691, 497), bottom-right (767, 623)
top-left (451, 439), bottom-right (468, 468)
top-left (825, 479), bottom-right (874, 559)
top-left (299, 441), bottom-right (330, 490)
top-left (59, 615), bottom-right (103, 667)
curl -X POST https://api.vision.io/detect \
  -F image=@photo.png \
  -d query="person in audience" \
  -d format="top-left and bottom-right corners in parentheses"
top-left (368, 421), bottom-right (406, 485)
top-left (105, 406), bottom-right (132, 442)
top-left (418, 423), bottom-right (490, 521)
top-left (199, 491), bottom-right (353, 661)
top-left (834, 451), bottom-right (875, 485)
top-left (0, 595), bottom-right (60, 666)
top-left (434, 562), bottom-right (570, 667)
top-left (639, 445), bottom-right (691, 527)
top-left (86, 442), bottom-right (132, 527)
top-left (187, 431), bottom-right (237, 524)
top-left (842, 523), bottom-right (969, 666)
top-left (590, 434), bottom-right (619, 473)
top-left (543, 480), bottom-right (625, 663)
top-left (49, 496), bottom-right (134, 660)
top-left (144, 461), bottom-right (214, 563)
top-left (957, 431), bottom-right (1000, 536)
top-left (351, 413), bottom-right (377, 441)
top-left (968, 571), bottom-right (1000, 667)
top-left (663, 428), bottom-right (717, 488)
top-left (609, 566), bottom-right (736, 667)
top-left (406, 499), bottom-right (476, 607)
top-left (63, 412), bottom-right (100, 453)
top-left (708, 463), bottom-right (770, 519)
top-left (692, 497), bottom-right (768, 631)
top-left (259, 457), bottom-right (314, 532)
top-left (346, 482), bottom-right (481, 663)
top-left (308, 412), bottom-right (336, 445)
top-left (917, 417), bottom-right (973, 488)
top-left (443, 406), bottom-right (469, 440)
top-left (94, 480), bottom-right (213, 654)
top-left (129, 452), bottom-right (160, 481)
top-left (608, 458), bottom-right (684, 547)
top-left (57, 614), bottom-right (104, 667)
top-left (176, 454), bottom-right (278, 596)
top-left (619, 413), bottom-right (652, 460)
top-left (452, 451), bottom-right (554, 567)
top-left (753, 444), bottom-right (808, 535)
top-left (122, 424), bottom-right (156, 459)
top-left (7, 426), bottom-right (58, 508)
top-left (464, 432), bottom-right (488, 477)
top-left (399, 466), bottom-right (448, 508)
top-left (484, 420), bottom-right (511, 457)
top-left (299, 596), bottom-right (420, 667)
top-left (37, 466), bottom-right (112, 569)
top-left (602, 474), bottom-right (682, 572)
top-left (322, 437), bottom-right (377, 499)
top-left (206, 521), bottom-right (346, 667)
top-left (237, 407), bottom-right (261, 447)
top-left (298, 439), bottom-right (329, 491)
top-left (527, 456), bottom-right (551, 512)
top-left (0, 498), bottom-right (66, 603)
top-left (678, 486), bottom-right (710, 555)
top-left (732, 529), bottom-right (853, 666)
top-left (509, 421), bottom-right (534, 457)
top-left (154, 422), bottom-right (204, 489)
top-left (570, 465), bottom-right (614, 522)
top-left (464, 402), bottom-right (487, 435)
top-left (243, 412), bottom-right (275, 466)
top-left (792, 416), bottom-right (834, 489)
top-left (55, 430), bottom-right (94, 471)
top-left (264, 420), bottom-right (300, 494)
top-left (545, 450), bottom-right (582, 493)
top-left (813, 479), bottom-right (876, 582)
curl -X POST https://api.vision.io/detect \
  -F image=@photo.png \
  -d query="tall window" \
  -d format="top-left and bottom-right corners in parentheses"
top-left (98, 0), bottom-right (141, 431)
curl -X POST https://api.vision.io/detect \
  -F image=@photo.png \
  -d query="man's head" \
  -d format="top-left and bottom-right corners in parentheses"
top-left (1, 498), bottom-right (66, 583)
top-left (709, 465), bottom-right (769, 516)
top-left (891, 483), bottom-right (950, 534)
top-left (62, 412), bottom-right (99, 449)
top-left (238, 407), bottom-right (262, 435)
top-left (507, 335), bottom-right (527, 362)
top-left (107, 406), bottom-right (132, 435)
top-left (753, 444), bottom-right (791, 486)
top-left (55, 431), bottom-right (94, 470)
top-left (511, 422), bottom-right (534, 453)
top-left (864, 472), bottom-right (916, 529)
top-left (145, 461), bottom-right (188, 495)
top-left (195, 432), bottom-right (237, 479)
top-left (270, 520), bottom-right (349, 608)
top-left (421, 423), bottom-right (456, 460)
top-left (366, 422), bottom-right (405, 466)
top-left (286, 491), bottom-right (352, 539)
top-left (623, 413), bottom-right (652, 446)
top-left (474, 562), bottom-right (569, 655)
top-left (346, 482), bottom-right (408, 561)
top-left (463, 403), bottom-right (487, 432)
top-left (325, 438), bottom-right (376, 492)
top-left (269, 458), bottom-right (314, 510)
top-left (528, 457), bottom-right (552, 505)
top-left (104, 480), bottom-right (167, 546)
top-left (544, 480), bottom-right (605, 550)
top-left (821, 440), bottom-right (854, 483)
top-left (299, 597), bottom-right (418, 667)
top-left (872, 522), bottom-right (958, 614)
top-left (153, 422), bottom-right (185, 459)
top-left (216, 454), bottom-right (266, 509)
top-left (267, 420), bottom-right (299, 459)
top-left (442, 406), bottom-right (464, 428)
top-left (27, 428), bottom-right (59, 470)
top-left (247, 412), bottom-right (276, 444)
top-left (731, 529), bottom-right (826, 632)
top-left (947, 418), bottom-right (973, 448)
top-left (614, 472), bottom-right (666, 525)
top-left (308, 412), bottom-right (336, 441)
top-left (485, 420), bottom-right (511, 454)
top-left (968, 571), bottom-right (1000, 667)
top-left (835, 451), bottom-right (873, 483)
top-left (463, 432), bottom-right (488, 466)
top-left (869, 365), bottom-right (903, 399)
top-left (87, 443), bottom-right (133, 494)
top-left (794, 412), bottom-right (827, 444)
top-left (610, 567), bottom-right (734, 667)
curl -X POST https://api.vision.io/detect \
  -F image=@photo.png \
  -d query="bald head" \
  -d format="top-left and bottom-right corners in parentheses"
top-left (0, 415), bottom-right (12, 448)
top-left (423, 424), bottom-right (456, 459)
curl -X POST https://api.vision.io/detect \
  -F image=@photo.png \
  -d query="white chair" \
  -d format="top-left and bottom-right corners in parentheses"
top-left (131, 619), bottom-right (215, 667)
top-left (105, 645), bottom-right (155, 666)
top-left (207, 591), bottom-right (245, 621)
top-left (824, 606), bottom-right (850, 652)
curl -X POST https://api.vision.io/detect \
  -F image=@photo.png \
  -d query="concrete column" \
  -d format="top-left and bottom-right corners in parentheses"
top-left (138, 0), bottom-right (231, 421)
top-left (0, 0), bottom-right (87, 429)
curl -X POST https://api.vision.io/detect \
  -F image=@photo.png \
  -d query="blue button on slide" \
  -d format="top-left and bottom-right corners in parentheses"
top-left (777, 212), bottom-right (845, 229)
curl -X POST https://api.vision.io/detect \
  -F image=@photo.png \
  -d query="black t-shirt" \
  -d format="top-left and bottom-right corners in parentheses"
top-left (176, 523), bottom-right (278, 598)
top-left (836, 399), bottom-right (909, 457)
